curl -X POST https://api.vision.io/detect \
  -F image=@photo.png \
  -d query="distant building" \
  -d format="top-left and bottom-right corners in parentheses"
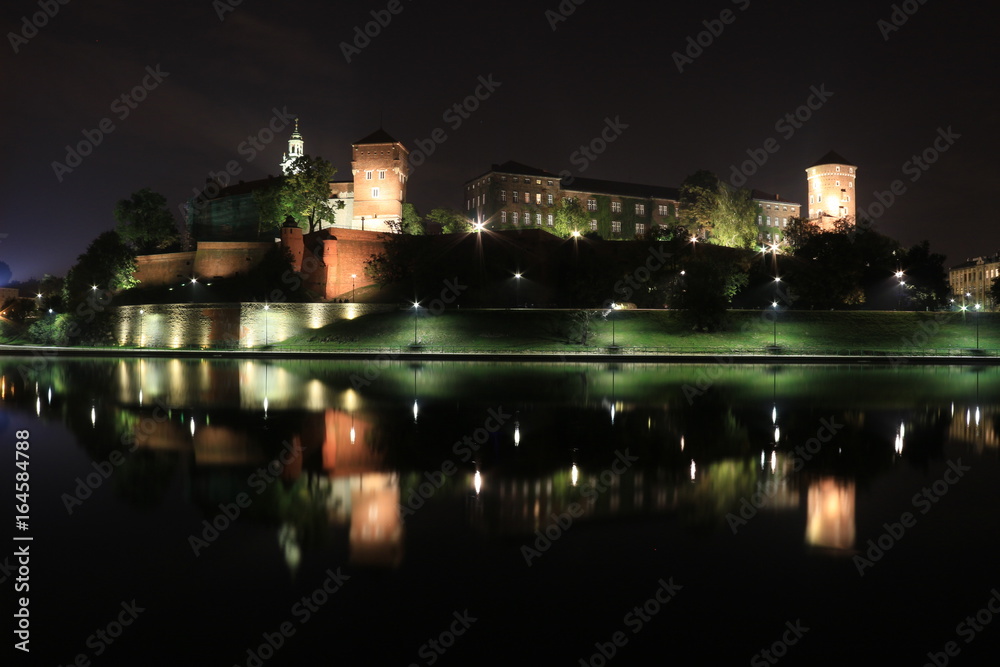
top-left (948, 254), bottom-right (1000, 310)
top-left (805, 151), bottom-right (857, 229)
top-left (464, 160), bottom-right (801, 243)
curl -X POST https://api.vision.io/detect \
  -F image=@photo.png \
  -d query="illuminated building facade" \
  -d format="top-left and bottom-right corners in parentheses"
top-left (805, 151), bottom-right (857, 229)
top-left (948, 254), bottom-right (1000, 310)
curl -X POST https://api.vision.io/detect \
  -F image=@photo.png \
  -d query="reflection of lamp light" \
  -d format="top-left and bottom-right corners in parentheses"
top-left (514, 420), bottom-right (520, 446)
top-left (474, 470), bottom-right (482, 495)
top-left (689, 459), bottom-right (696, 481)
top-left (806, 478), bottom-right (856, 550)
top-left (571, 464), bottom-right (579, 486)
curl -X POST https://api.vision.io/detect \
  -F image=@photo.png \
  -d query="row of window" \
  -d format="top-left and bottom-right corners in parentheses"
top-left (764, 204), bottom-right (794, 212)
top-left (759, 216), bottom-right (789, 227)
top-left (364, 170), bottom-right (387, 180)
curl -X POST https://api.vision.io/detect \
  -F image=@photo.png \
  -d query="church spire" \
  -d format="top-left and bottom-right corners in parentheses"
top-left (281, 118), bottom-right (305, 175)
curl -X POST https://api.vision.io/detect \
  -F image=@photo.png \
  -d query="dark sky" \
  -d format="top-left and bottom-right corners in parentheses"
top-left (1, 0), bottom-right (997, 281)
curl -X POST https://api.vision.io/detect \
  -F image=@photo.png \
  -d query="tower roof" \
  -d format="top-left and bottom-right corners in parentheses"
top-left (809, 151), bottom-right (854, 168)
top-left (354, 128), bottom-right (399, 145)
top-left (289, 118), bottom-right (302, 141)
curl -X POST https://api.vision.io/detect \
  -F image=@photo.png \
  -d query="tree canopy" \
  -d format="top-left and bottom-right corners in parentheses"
top-left (256, 155), bottom-right (342, 233)
top-left (114, 188), bottom-right (180, 254)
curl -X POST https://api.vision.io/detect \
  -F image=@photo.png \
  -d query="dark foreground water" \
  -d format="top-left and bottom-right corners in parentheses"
top-left (2, 357), bottom-right (999, 666)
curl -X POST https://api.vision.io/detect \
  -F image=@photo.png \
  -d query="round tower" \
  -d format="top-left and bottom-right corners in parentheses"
top-left (805, 151), bottom-right (857, 228)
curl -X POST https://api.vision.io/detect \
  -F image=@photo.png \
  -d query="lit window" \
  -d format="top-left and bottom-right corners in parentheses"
top-left (635, 204), bottom-right (645, 215)
top-left (536, 179), bottom-right (541, 185)
top-left (501, 211), bottom-right (507, 223)
top-left (500, 190), bottom-right (507, 202)
top-left (590, 220), bottom-right (598, 230)
top-left (835, 181), bottom-right (840, 187)
top-left (817, 194), bottom-right (822, 202)
top-left (513, 190), bottom-right (518, 201)
top-left (524, 192), bottom-right (530, 203)
top-left (547, 194), bottom-right (553, 205)
top-left (836, 166), bottom-right (841, 172)
top-left (767, 216), bottom-right (771, 225)
top-left (536, 213), bottom-right (542, 225)
top-left (365, 170), bottom-right (373, 180)
top-left (513, 212), bottom-right (519, 225)
top-left (611, 221), bottom-right (622, 233)
top-left (547, 214), bottom-right (554, 226)
top-left (587, 199), bottom-right (597, 211)
top-left (547, 180), bottom-right (553, 186)
top-left (372, 187), bottom-right (380, 198)
top-left (536, 193), bottom-right (542, 205)
top-left (849, 182), bottom-right (853, 188)
top-left (636, 223), bottom-right (645, 236)
top-left (611, 202), bottom-right (622, 213)
top-left (502, 176), bottom-right (507, 182)
top-left (758, 215), bottom-right (763, 225)
top-left (378, 170), bottom-right (386, 180)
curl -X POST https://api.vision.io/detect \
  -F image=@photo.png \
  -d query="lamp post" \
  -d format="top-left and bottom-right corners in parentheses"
top-left (609, 303), bottom-right (617, 347)
top-left (263, 303), bottom-right (269, 347)
top-left (351, 274), bottom-right (356, 302)
top-left (975, 303), bottom-right (981, 348)
top-left (514, 272), bottom-right (521, 308)
top-left (138, 309), bottom-right (144, 349)
top-left (412, 301), bottom-right (420, 346)
top-left (771, 301), bottom-right (779, 346)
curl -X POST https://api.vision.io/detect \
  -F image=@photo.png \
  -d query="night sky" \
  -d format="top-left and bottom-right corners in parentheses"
top-left (1, 0), bottom-right (997, 282)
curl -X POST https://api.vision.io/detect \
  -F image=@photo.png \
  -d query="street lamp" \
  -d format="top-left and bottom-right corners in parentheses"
top-left (975, 303), bottom-right (981, 348)
top-left (771, 300), bottom-right (779, 346)
top-left (263, 303), bottom-right (270, 347)
top-left (139, 309), bottom-right (144, 349)
top-left (412, 301), bottom-right (420, 345)
top-left (351, 273), bottom-right (357, 302)
top-left (609, 303), bottom-right (617, 347)
top-left (514, 272), bottom-right (521, 308)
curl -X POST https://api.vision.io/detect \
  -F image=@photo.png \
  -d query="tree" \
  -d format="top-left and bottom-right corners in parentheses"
top-left (114, 188), bottom-right (180, 254)
top-left (670, 255), bottom-right (749, 331)
top-left (253, 179), bottom-right (285, 237)
top-left (708, 184), bottom-right (758, 249)
top-left (426, 208), bottom-right (471, 234)
top-left (63, 231), bottom-right (138, 306)
top-left (400, 203), bottom-right (424, 235)
top-left (900, 240), bottom-right (948, 310)
top-left (783, 217), bottom-right (818, 252)
top-left (279, 155), bottom-right (341, 233)
top-left (552, 198), bottom-right (588, 238)
top-left (679, 170), bottom-right (719, 235)
top-left (991, 276), bottom-right (1000, 309)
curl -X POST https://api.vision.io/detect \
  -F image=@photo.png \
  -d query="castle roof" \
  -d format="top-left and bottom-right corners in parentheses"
top-left (492, 161), bottom-right (561, 178)
top-left (564, 176), bottom-right (680, 202)
top-left (751, 189), bottom-right (800, 205)
top-left (354, 128), bottom-right (400, 145)
top-left (809, 151), bottom-right (854, 167)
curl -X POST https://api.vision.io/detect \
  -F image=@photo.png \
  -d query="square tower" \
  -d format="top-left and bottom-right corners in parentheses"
top-left (351, 129), bottom-right (410, 232)
top-left (806, 151), bottom-right (857, 230)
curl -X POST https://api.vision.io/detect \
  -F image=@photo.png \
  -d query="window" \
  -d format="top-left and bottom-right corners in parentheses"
top-left (849, 182), bottom-right (854, 188)
top-left (378, 170), bottom-right (387, 180)
top-left (782, 218), bottom-right (787, 227)
top-left (849, 168), bottom-right (854, 174)
top-left (513, 190), bottom-right (518, 202)
top-left (547, 180), bottom-right (553, 186)
top-left (513, 212), bottom-right (519, 225)
top-left (547, 214), bottom-right (554, 227)
top-left (547, 194), bottom-right (553, 205)
top-left (783, 206), bottom-right (788, 211)
top-left (365, 170), bottom-right (373, 180)
top-left (636, 223), bottom-right (645, 236)
top-left (523, 178), bottom-right (530, 184)
top-left (611, 221), bottom-right (622, 233)
top-left (536, 179), bottom-right (541, 185)
top-left (590, 220), bottom-right (598, 231)
top-left (536, 193), bottom-right (541, 205)
top-left (372, 187), bottom-right (380, 198)
top-left (766, 216), bottom-right (771, 225)
top-left (501, 176), bottom-right (507, 182)
top-left (817, 194), bottom-right (822, 202)
top-left (658, 205), bottom-right (669, 216)
top-left (835, 181), bottom-right (840, 187)
top-left (587, 199), bottom-right (597, 211)
top-left (809, 195), bottom-right (814, 204)
top-left (635, 204), bottom-right (645, 215)
top-left (758, 215), bottom-right (762, 225)
top-left (501, 211), bottom-right (507, 224)
top-left (500, 190), bottom-right (507, 202)
top-left (524, 192), bottom-right (530, 204)
top-left (536, 213), bottom-right (542, 226)
top-left (836, 166), bottom-right (841, 172)
top-left (611, 201), bottom-right (622, 213)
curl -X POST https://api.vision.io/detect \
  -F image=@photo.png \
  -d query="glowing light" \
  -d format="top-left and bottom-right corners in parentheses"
top-left (680, 436), bottom-right (685, 452)
top-left (412, 399), bottom-right (419, 423)
top-left (350, 426), bottom-right (356, 445)
top-left (571, 464), bottom-right (579, 486)
top-left (139, 389), bottom-right (143, 406)
top-left (771, 406), bottom-right (777, 424)
top-left (770, 450), bottom-right (777, 473)
top-left (35, 397), bottom-right (40, 416)
top-left (91, 285), bottom-right (98, 291)
top-left (90, 406), bottom-right (96, 427)
top-left (474, 470), bottom-right (482, 495)
top-left (263, 397), bottom-right (269, 414)
top-left (772, 301), bottom-right (779, 308)
top-left (190, 278), bottom-right (197, 284)
top-left (774, 426), bottom-right (780, 443)
top-left (47, 387), bottom-right (52, 404)
top-left (689, 459), bottom-right (697, 481)
top-left (571, 230), bottom-right (581, 238)
top-left (976, 407), bottom-right (981, 426)
top-left (190, 417), bottom-right (196, 436)
top-left (761, 450), bottom-right (766, 470)
top-left (514, 421), bottom-right (520, 447)
top-left (610, 404), bottom-right (616, 425)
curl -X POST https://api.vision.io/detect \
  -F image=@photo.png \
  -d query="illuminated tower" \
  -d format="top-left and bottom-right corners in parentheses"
top-left (351, 128), bottom-right (410, 232)
top-left (805, 151), bottom-right (857, 230)
top-left (280, 118), bottom-right (305, 175)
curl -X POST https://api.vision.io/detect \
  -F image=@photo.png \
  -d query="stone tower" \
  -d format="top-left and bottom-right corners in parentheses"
top-left (351, 128), bottom-right (410, 232)
top-left (280, 118), bottom-right (305, 175)
top-left (805, 151), bottom-right (857, 229)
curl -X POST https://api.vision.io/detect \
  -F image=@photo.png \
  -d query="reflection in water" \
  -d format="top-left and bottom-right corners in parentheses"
top-left (2, 359), bottom-right (998, 570)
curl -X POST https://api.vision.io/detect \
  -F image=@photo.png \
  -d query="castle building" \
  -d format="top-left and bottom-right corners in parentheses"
top-left (348, 128), bottom-right (410, 233)
top-left (948, 254), bottom-right (1000, 310)
top-left (464, 161), bottom-right (801, 243)
top-left (806, 151), bottom-right (857, 229)
top-left (279, 118), bottom-right (305, 174)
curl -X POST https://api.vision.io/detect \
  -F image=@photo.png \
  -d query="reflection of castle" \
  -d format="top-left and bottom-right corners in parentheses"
top-left (948, 405), bottom-right (999, 450)
top-left (806, 477), bottom-right (855, 550)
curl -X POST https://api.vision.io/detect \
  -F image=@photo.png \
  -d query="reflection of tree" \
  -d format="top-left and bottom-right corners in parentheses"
top-left (113, 450), bottom-right (179, 508)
